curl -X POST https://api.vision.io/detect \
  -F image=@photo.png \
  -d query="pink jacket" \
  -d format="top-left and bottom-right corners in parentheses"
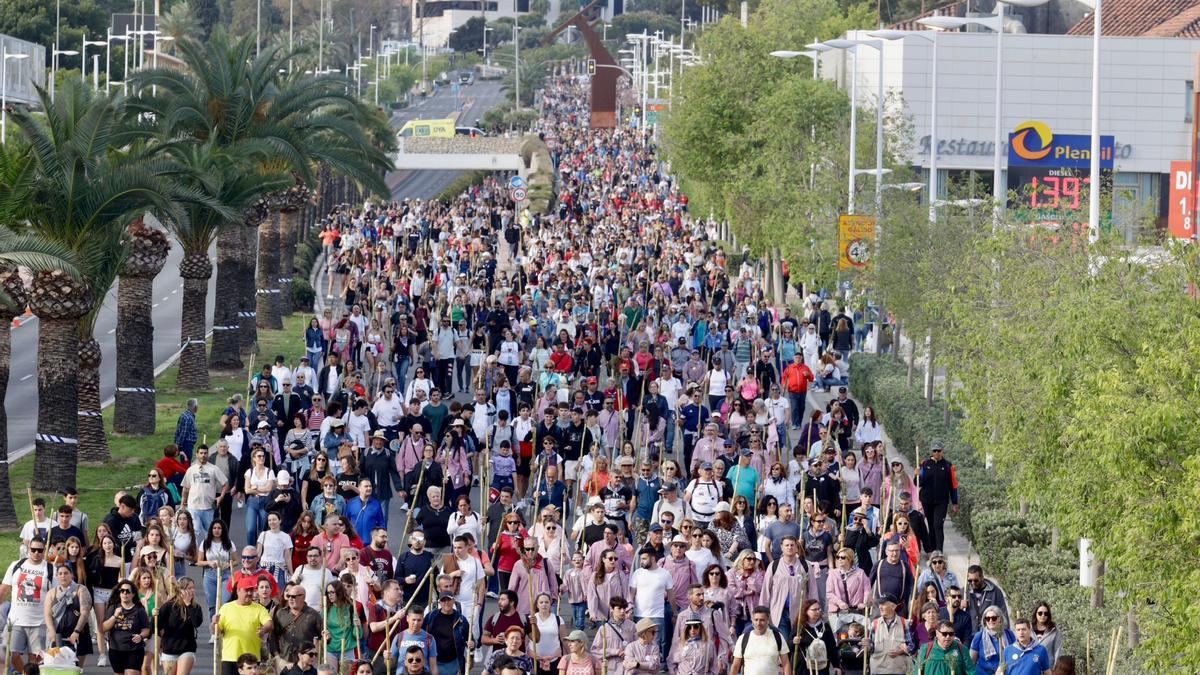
top-left (507, 556), bottom-right (559, 616)
top-left (727, 567), bottom-right (764, 622)
top-left (825, 566), bottom-right (872, 613)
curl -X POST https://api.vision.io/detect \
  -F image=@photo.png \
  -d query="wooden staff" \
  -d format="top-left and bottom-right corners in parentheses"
top-left (25, 486), bottom-right (35, 529)
top-left (399, 458), bottom-right (428, 544)
top-left (245, 353), bottom-right (256, 397)
top-left (152, 575), bottom-right (160, 675)
top-left (370, 565), bottom-right (436, 663)
top-left (3, 623), bottom-right (11, 675)
top-left (1105, 625), bottom-right (1123, 675)
top-left (321, 541), bottom-right (330, 663)
top-left (212, 561), bottom-right (220, 674)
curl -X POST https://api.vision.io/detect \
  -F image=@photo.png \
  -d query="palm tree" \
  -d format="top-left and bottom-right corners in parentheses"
top-left (163, 141), bottom-right (291, 390)
top-left (9, 81), bottom-right (178, 487)
top-left (130, 30), bottom-right (386, 366)
top-left (112, 218), bottom-right (170, 435)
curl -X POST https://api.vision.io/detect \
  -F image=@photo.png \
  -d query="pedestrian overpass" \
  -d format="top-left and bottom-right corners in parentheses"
top-left (392, 136), bottom-right (528, 171)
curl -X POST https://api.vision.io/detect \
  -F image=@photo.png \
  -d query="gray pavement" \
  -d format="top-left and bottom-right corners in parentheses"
top-left (6, 242), bottom-right (218, 462)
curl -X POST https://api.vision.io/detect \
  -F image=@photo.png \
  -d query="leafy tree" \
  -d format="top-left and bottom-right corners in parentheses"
top-left (608, 11), bottom-right (681, 41)
top-left (449, 17), bottom-right (487, 54)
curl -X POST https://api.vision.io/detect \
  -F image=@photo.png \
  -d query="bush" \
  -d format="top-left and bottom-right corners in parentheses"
top-left (292, 278), bottom-right (315, 312)
top-left (849, 353), bottom-right (1137, 671)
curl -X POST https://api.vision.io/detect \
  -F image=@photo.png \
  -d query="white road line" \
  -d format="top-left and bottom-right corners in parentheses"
top-left (107, 328), bottom-right (116, 335)
top-left (172, 289), bottom-right (178, 294)
top-left (152, 303), bottom-right (160, 308)
top-left (20, 374), bottom-right (32, 382)
top-left (161, 297), bottom-right (169, 302)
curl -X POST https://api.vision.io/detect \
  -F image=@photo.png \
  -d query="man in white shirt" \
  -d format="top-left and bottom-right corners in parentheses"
top-left (629, 549), bottom-right (673, 659)
top-left (765, 386), bottom-right (791, 448)
top-left (730, 606), bottom-right (792, 675)
top-left (293, 357), bottom-right (317, 393)
top-left (18, 499), bottom-right (52, 559)
top-left (372, 381), bottom-right (405, 439)
top-left (180, 445), bottom-right (230, 537)
top-left (657, 368), bottom-right (684, 454)
top-left (347, 399), bottom-right (372, 450)
top-left (270, 355), bottom-right (293, 393)
top-left (448, 536), bottom-right (486, 638)
top-left (0, 537), bottom-right (53, 671)
top-left (291, 546), bottom-right (336, 610)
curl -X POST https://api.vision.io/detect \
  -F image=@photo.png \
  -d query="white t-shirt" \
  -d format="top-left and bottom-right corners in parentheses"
top-left (258, 530), bottom-right (293, 565)
top-left (291, 565), bottom-right (336, 611)
top-left (629, 567), bottom-right (673, 618)
top-left (658, 377), bottom-right (683, 412)
top-left (733, 629), bottom-right (790, 675)
top-left (2, 558), bottom-right (52, 626)
top-left (707, 369), bottom-right (727, 396)
top-left (453, 555), bottom-right (486, 605)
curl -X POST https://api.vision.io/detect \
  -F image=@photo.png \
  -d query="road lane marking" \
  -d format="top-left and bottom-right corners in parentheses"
top-left (107, 328), bottom-right (115, 335)
top-left (152, 303), bottom-right (160, 308)
top-left (20, 374), bottom-right (32, 381)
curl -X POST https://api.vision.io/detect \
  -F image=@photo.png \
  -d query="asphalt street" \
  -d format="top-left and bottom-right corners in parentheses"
top-left (387, 79), bottom-right (511, 201)
top-left (5, 244), bottom-right (218, 462)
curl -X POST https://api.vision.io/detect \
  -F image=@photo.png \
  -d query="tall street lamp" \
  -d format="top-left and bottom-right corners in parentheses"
top-left (920, 0), bottom-right (1049, 226)
top-left (1084, 0), bottom-right (1103, 241)
top-left (824, 38), bottom-right (884, 217)
top-left (50, 48), bottom-right (79, 102)
top-left (867, 29), bottom-right (937, 222)
top-left (1, 48), bottom-right (29, 144)
top-left (82, 36), bottom-right (108, 90)
top-left (106, 32), bottom-right (129, 94)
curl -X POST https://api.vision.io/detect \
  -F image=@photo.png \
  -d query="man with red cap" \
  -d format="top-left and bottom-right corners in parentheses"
top-left (214, 575), bottom-right (273, 675)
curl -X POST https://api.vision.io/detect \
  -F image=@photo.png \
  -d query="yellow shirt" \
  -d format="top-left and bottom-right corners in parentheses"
top-left (217, 601), bottom-right (271, 662)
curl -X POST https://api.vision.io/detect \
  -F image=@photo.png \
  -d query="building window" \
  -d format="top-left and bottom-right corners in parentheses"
top-left (1187, 80), bottom-right (1194, 123)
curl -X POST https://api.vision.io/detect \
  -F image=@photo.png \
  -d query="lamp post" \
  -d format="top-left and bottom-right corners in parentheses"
top-left (868, 29), bottom-right (937, 222)
top-left (1, 48), bottom-right (29, 145)
top-left (1087, 0), bottom-right (1103, 241)
top-left (152, 35), bottom-right (173, 96)
top-left (482, 26), bottom-right (492, 65)
top-left (513, 24), bottom-right (521, 110)
top-left (106, 32), bottom-right (128, 94)
top-left (920, 0), bottom-right (1049, 226)
top-left (50, 48), bottom-right (78, 102)
top-left (770, 46), bottom-right (826, 188)
top-left (824, 38), bottom-right (884, 216)
top-left (81, 36), bottom-right (107, 89)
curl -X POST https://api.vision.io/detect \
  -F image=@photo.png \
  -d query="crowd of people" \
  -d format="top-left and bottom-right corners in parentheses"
top-left (0, 73), bottom-right (1068, 675)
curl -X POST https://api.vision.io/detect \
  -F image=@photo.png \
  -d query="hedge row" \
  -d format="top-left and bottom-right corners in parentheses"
top-left (849, 354), bottom-right (1134, 673)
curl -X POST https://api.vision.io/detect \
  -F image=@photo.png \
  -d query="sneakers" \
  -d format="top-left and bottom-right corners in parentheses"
top-left (486, 591), bottom-right (498, 599)
top-left (97, 654), bottom-right (109, 667)
top-left (209, 634), bottom-right (217, 644)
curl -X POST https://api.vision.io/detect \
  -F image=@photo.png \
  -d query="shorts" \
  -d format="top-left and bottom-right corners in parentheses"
top-left (161, 651), bottom-right (196, 663)
top-left (11, 624), bottom-right (45, 654)
top-left (94, 588), bottom-right (113, 604)
top-left (109, 647), bottom-right (146, 673)
top-left (564, 460), bottom-right (579, 480)
top-left (515, 455), bottom-right (532, 477)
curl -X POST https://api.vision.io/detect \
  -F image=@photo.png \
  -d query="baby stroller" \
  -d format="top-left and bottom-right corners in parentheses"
top-left (832, 611), bottom-right (868, 675)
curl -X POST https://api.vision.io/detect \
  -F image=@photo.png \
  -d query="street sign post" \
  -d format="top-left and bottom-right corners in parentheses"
top-left (510, 187), bottom-right (527, 202)
top-left (509, 176), bottom-right (526, 189)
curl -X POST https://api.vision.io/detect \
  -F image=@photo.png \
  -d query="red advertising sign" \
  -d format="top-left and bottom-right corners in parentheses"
top-left (1169, 161), bottom-right (1194, 239)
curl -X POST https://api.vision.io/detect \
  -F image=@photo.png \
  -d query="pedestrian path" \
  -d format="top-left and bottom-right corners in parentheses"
top-left (809, 386), bottom-right (979, 584)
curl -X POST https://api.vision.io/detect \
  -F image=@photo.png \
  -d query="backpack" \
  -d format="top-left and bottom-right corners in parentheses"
top-left (737, 627), bottom-right (784, 656)
top-left (805, 627), bottom-right (830, 669)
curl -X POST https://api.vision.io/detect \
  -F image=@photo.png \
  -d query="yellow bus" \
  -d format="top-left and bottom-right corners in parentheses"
top-left (398, 118), bottom-right (456, 138)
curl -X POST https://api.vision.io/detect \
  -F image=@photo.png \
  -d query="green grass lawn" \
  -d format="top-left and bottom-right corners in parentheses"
top-left (1, 314), bottom-right (311, 563)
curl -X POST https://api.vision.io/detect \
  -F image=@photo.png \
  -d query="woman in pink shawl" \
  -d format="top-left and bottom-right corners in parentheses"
top-left (726, 550), bottom-right (764, 636)
top-left (586, 552), bottom-right (629, 624)
top-left (880, 459), bottom-right (922, 514)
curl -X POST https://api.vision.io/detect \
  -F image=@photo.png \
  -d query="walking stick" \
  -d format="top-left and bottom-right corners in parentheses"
top-left (152, 575), bottom-right (160, 675)
top-left (399, 459), bottom-right (428, 544)
top-left (370, 565), bottom-right (435, 663)
top-left (3, 623), bottom-right (11, 675)
top-left (321, 543), bottom-right (330, 663)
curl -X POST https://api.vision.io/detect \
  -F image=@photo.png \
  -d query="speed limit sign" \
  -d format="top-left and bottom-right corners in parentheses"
top-left (510, 187), bottom-right (527, 202)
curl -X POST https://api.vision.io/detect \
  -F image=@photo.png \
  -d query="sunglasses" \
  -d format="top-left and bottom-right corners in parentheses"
top-left (948, 594), bottom-right (962, 600)
top-left (30, 547), bottom-right (45, 553)
top-left (119, 589), bottom-right (135, 594)
top-left (985, 616), bottom-right (1000, 622)
top-left (932, 560), bottom-right (945, 565)
top-left (835, 555), bottom-right (849, 560)
top-left (938, 631), bottom-right (955, 637)
top-left (523, 548), bottom-right (537, 553)
top-left (406, 658), bottom-right (422, 664)
top-left (287, 593), bottom-right (306, 599)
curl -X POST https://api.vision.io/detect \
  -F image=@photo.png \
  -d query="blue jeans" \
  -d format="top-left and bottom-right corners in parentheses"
top-left (634, 615), bottom-right (669, 664)
top-left (815, 375), bottom-right (848, 391)
top-left (190, 508), bottom-right (214, 540)
top-left (788, 392), bottom-right (807, 427)
top-left (571, 602), bottom-right (587, 631)
top-left (245, 495), bottom-right (268, 547)
top-left (203, 567), bottom-right (231, 615)
top-left (394, 356), bottom-right (411, 396)
top-left (662, 410), bottom-right (676, 454)
top-left (435, 658), bottom-right (459, 675)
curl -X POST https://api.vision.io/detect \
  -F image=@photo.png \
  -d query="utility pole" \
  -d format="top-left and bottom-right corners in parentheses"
top-left (514, 24), bottom-right (520, 109)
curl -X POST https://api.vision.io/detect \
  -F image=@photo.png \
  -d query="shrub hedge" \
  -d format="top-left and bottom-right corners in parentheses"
top-left (849, 354), bottom-right (1135, 673)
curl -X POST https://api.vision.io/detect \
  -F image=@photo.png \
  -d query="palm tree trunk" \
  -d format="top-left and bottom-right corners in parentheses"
top-left (278, 207), bottom-right (301, 318)
top-left (256, 211), bottom-right (283, 330)
top-left (113, 274), bottom-right (159, 434)
top-left (0, 313), bottom-right (20, 527)
top-left (209, 228), bottom-right (243, 371)
top-left (33, 316), bottom-right (82, 490)
top-left (77, 337), bottom-right (108, 462)
top-left (239, 222), bottom-right (260, 355)
top-left (114, 223), bottom-right (168, 435)
top-left (31, 269), bottom-right (91, 490)
top-left (178, 253), bottom-right (214, 390)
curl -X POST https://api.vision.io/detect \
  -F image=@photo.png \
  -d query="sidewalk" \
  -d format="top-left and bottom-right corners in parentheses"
top-left (809, 386), bottom-right (979, 584)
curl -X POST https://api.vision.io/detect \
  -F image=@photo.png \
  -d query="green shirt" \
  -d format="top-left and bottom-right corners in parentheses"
top-left (914, 639), bottom-right (976, 675)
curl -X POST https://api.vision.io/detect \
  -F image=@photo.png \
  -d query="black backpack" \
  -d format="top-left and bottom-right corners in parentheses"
top-left (738, 626), bottom-right (784, 655)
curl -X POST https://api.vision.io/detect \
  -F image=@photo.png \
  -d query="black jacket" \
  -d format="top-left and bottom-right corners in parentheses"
top-left (157, 599), bottom-right (204, 655)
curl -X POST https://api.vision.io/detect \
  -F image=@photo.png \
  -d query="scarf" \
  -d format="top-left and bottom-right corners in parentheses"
top-left (981, 627), bottom-right (1009, 660)
top-left (50, 582), bottom-right (80, 623)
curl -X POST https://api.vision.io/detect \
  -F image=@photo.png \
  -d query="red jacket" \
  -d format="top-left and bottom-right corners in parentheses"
top-left (781, 363), bottom-right (815, 394)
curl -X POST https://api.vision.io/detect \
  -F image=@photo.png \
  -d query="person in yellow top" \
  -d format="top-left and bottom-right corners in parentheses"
top-left (213, 575), bottom-right (274, 675)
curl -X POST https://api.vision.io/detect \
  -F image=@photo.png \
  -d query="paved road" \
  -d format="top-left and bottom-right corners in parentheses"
top-left (5, 243), bottom-right (218, 461)
top-left (387, 79), bottom-right (511, 201)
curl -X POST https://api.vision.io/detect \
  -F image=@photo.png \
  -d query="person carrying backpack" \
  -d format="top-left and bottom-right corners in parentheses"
top-left (795, 599), bottom-right (841, 675)
top-left (914, 620), bottom-right (975, 674)
top-left (730, 606), bottom-right (792, 675)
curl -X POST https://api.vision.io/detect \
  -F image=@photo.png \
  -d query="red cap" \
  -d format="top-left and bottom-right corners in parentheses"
top-left (237, 576), bottom-right (259, 591)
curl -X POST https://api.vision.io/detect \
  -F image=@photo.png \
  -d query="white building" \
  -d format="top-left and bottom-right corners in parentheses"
top-left (413, 0), bottom-right (532, 49)
top-left (818, 28), bottom-right (1200, 240)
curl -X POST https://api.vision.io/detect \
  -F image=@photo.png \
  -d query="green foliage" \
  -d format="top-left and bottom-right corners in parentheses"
top-left (291, 277), bottom-right (315, 311)
top-left (450, 17), bottom-right (488, 54)
top-left (660, 0), bottom-right (888, 289)
top-left (608, 12), bottom-right (682, 41)
top-left (438, 170), bottom-right (489, 202)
